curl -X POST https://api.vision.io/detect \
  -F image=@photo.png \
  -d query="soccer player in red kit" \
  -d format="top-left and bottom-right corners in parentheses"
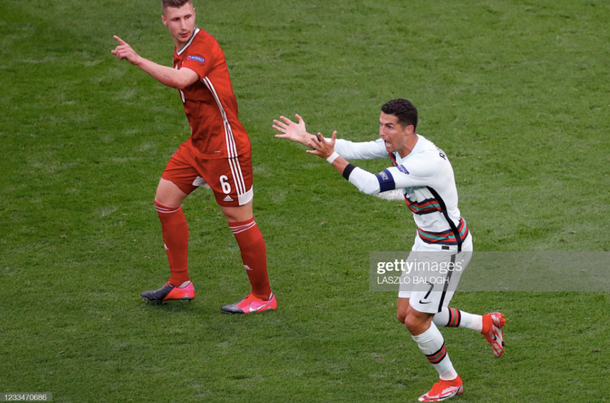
top-left (111, 0), bottom-right (276, 314)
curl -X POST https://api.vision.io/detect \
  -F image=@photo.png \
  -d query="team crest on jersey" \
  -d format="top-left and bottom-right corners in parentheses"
top-left (187, 55), bottom-right (205, 64)
top-left (398, 165), bottom-right (409, 175)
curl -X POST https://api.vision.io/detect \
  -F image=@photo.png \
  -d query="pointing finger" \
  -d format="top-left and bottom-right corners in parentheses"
top-left (113, 35), bottom-right (127, 45)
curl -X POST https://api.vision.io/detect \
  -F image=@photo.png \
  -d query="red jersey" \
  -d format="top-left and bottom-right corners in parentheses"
top-left (173, 28), bottom-right (250, 159)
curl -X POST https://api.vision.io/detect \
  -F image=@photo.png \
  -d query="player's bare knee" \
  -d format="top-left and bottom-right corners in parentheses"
top-left (404, 310), bottom-right (434, 335)
top-left (404, 320), bottom-right (421, 335)
top-left (155, 178), bottom-right (187, 206)
top-left (396, 310), bottom-right (407, 324)
top-left (403, 314), bottom-right (423, 335)
top-left (220, 202), bottom-right (253, 223)
top-left (396, 298), bottom-right (410, 324)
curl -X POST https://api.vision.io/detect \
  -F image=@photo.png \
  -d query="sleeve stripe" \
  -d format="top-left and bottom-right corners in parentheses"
top-left (342, 164), bottom-right (356, 180)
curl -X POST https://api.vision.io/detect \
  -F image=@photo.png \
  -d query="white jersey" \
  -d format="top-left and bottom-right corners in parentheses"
top-left (335, 135), bottom-right (469, 249)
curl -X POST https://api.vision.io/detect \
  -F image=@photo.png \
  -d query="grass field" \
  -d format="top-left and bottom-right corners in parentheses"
top-left (1, 0), bottom-right (610, 402)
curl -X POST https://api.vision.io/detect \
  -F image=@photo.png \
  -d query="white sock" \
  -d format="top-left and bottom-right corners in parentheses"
top-left (412, 323), bottom-right (458, 380)
top-left (433, 307), bottom-right (483, 333)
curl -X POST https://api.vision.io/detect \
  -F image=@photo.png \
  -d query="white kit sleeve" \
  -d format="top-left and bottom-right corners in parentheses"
top-left (334, 138), bottom-right (388, 160)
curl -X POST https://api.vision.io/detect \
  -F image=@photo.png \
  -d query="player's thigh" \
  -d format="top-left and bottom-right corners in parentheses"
top-left (159, 144), bottom-right (199, 202)
top-left (409, 290), bottom-right (456, 315)
top-left (198, 154), bottom-right (254, 208)
top-left (220, 201), bottom-right (253, 223)
top-left (155, 178), bottom-right (189, 206)
top-left (399, 243), bottom-right (466, 314)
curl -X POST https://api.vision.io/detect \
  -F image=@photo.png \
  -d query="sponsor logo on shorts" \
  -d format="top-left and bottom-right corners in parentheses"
top-left (398, 165), bottom-right (409, 174)
top-left (223, 195), bottom-right (234, 202)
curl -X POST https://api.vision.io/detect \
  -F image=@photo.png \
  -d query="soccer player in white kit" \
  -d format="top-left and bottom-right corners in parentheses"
top-left (273, 99), bottom-right (506, 402)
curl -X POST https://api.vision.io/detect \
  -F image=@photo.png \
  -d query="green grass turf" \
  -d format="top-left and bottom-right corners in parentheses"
top-left (1, 0), bottom-right (610, 401)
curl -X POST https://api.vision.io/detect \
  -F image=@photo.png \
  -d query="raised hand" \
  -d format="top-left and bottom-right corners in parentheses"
top-left (111, 36), bottom-right (141, 65)
top-left (272, 114), bottom-right (315, 146)
top-left (306, 131), bottom-right (337, 159)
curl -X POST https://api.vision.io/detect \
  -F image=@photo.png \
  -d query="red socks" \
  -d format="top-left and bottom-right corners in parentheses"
top-left (229, 218), bottom-right (271, 300)
top-left (155, 202), bottom-right (270, 299)
top-left (155, 201), bottom-right (190, 286)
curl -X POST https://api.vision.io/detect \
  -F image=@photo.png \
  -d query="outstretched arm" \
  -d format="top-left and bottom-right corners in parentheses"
top-left (273, 114), bottom-right (388, 161)
top-left (305, 131), bottom-right (349, 174)
top-left (111, 36), bottom-right (198, 90)
top-left (272, 114), bottom-right (318, 146)
top-left (307, 132), bottom-right (385, 196)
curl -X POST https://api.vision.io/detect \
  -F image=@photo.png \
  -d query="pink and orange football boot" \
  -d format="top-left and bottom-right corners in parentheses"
top-left (482, 312), bottom-right (506, 358)
top-left (141, 281), bottom-right (195, 303)
top-left (221, 293), bottom-right (277, 314)
top-left (418, 376), bottom-right (463, 402)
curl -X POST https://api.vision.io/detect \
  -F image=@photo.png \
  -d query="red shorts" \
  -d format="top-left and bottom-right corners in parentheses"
top-left (162, 142), bottom-right (254, 207)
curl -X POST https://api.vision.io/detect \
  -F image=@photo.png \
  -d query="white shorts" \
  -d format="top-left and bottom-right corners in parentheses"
top-left (398, 233), bottom-right (473, 314)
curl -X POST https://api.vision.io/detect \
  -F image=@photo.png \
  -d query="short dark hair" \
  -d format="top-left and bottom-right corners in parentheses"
top-left (381, 99), bottom-right (418, 130)
top-left (162, 0), bottom-right (192, 12)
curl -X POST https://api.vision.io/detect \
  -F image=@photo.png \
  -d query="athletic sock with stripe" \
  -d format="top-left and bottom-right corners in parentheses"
top-left (155, 201), bottom-right (190, 286)
top-left (433, 307), bottom-right (483, 332)
top-left (412, 322), bottom-right (458, 381)
top-left (229, 217), bottom-right (271, 300)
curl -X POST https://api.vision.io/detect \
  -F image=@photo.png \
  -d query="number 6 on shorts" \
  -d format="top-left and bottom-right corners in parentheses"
top-left (220, 175), bottom-right (232, 194)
